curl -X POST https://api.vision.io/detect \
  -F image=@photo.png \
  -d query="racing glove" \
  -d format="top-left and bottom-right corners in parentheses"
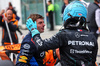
top-left (26, 18), bottom-right (40, 37)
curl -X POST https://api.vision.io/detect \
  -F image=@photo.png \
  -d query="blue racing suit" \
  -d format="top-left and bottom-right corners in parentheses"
top-left (16, 32), bottom-right (45, 66)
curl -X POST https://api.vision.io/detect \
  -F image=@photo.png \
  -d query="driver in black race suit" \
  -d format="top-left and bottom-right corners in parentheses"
top-left (26, 1), bottom-right (98, 66)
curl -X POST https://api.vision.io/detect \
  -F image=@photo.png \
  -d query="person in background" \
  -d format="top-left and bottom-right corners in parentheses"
top-left (0, 9), bottom-right (18, 64)
top-left (7, 2), bottom-right (17, 16)
top-left (87, 0), bottom-right (100, 39)
top-left (61, 0), bottom-right (69, 15)
top-left (46, 0), bottom-right (54, 31)
top-left (7, 2), bottom-right (24, 38)
top-left (79, 0), bottom-right (90, 7)
top-left (26, 1), bottom-right (98, 66)
top-left (95, 1), bottom-right (100, 35)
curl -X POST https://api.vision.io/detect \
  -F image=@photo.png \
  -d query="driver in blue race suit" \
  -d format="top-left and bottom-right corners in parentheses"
top-left (16, 14), bottom-right (58, 66)
top-left (26, 1), bottom-right (98, 66)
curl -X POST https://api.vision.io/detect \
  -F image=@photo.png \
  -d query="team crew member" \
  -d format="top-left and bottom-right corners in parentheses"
top-left (46, 1), bottom-right (54, 30)
top-left (0, 9), bottom-right (18, 61)
top-left (0, 9), bottom-right (18, 46)
top-left (16, 14), bottom-right (58, 66)
top-left (26, 1), bottom-right (98, 66)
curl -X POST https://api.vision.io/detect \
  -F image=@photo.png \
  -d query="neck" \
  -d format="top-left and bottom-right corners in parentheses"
top-left (65, 3), bottom-right (68, 5)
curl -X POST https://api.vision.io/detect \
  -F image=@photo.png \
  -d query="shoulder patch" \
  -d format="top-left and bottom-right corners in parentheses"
top-left (19, 59), bottom-right (27, 63)
top-left (23, 44), bottom-right (30, 49)
top-left (19, 56), bottom-right (28, 60)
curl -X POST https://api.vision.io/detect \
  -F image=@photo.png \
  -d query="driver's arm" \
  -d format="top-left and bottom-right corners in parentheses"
top-left (33, 32), bottom-right (63, 51)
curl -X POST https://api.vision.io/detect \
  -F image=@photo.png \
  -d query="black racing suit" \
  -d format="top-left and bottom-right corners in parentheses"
top-left (33, 28), bottom-right (98, 66)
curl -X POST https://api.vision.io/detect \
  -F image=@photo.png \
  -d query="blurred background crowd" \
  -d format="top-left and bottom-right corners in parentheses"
top-left (0, 0), bottom-right (91, 30)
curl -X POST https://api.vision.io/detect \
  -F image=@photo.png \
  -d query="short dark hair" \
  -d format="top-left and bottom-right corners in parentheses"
top-left (48, 1), bottom-right (52, 3)
top-left (95, 0), bottom-right (100, 3)
top-left (9, 2), bottom-right (12, 6)
top-left (27, 14), bottom-right (44, 22)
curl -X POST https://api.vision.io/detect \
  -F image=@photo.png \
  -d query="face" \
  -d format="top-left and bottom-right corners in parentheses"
top-left (9, 6), bottom-right (13, 9)
top-left (36, 18), bottom-right (45, 33)
top-left (64, 0), bottom-right (68, 4)
top-left (47, 2), bottom-right (50, 5)
top-left (6, 10), bottom-right (13, 20)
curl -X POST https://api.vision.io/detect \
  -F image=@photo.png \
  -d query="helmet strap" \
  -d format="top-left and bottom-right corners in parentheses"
top-left (64, 16), bottom-right (87, 29)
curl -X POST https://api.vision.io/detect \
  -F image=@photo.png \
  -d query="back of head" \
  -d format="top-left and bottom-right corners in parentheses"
top-left (63, 1), bottom-right (87, 29)
top-left (48, 0), bottom-right (52, 3)
top-left (27, 14), bottom-right (44, 22)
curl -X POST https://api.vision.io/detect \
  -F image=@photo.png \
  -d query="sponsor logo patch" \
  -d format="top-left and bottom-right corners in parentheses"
top-left (78, 13), bottom-right (82, 16)
top-left (23, 44), bottom-right (30, 49)
top-left (19, 59), bottom-right (27, 63)
top-left (20, 56), bottom-right (28, 60)
top-left (75, 32), bottom-right (80, 38)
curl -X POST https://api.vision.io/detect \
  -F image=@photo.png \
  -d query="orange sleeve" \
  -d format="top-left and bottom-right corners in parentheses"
top-left (43, 50), bottom-right (57, 66)
top-left (13, 20), bottom-right (18, 27)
